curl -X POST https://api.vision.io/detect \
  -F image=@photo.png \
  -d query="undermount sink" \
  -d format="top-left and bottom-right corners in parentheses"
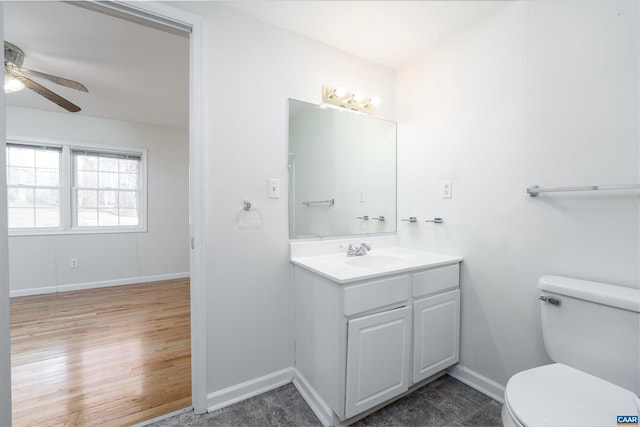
top-left (345, 255), bottom-right (405, 268)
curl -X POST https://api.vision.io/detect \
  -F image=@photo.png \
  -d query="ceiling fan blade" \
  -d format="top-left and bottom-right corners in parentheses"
top-left (8, 69), bottom-right (81, 112)
top-left (18, 67), bottom-right (88, 92)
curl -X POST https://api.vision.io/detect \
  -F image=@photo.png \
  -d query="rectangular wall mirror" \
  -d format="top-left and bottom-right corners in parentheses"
top-left (288, 99), bottom-right (397, 239)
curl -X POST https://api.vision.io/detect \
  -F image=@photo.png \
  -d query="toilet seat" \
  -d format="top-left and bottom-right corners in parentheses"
top-left (504, 363), bottom-right (639, 427)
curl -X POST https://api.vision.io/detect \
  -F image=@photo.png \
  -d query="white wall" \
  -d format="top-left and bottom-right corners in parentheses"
top-left (0, 4), bottom-right (12, 423)
top-left (397, 0), bottom-right (639, 388)
top-left (6, 106), bottom-right (189, 295)
top-left (171, 2), bottom-right (396, 400)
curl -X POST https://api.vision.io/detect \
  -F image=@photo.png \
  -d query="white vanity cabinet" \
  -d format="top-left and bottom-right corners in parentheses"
top-left (292, 257), bottom-right (461, 426)
top-left (412, 265), bottom-right (460, 383)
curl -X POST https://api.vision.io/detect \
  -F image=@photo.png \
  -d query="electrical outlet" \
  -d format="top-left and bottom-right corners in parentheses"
top-left (441, 180), bottom-right (452, 199)
top-left (70, 258), bottom-right (79, 269)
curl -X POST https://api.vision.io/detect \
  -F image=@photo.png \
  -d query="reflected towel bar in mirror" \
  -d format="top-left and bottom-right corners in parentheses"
top-left (302, 198), bottom-right (335, 206)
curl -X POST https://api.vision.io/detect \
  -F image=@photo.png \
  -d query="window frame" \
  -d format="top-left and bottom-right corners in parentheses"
top-left (7, 137), bottom-right (147, 236)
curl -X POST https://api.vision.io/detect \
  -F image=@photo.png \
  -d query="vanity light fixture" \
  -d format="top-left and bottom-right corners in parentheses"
top-left (322, 85), bottom-right (379, 115)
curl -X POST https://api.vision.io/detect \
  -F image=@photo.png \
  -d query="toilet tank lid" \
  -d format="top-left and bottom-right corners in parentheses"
top-left (538, 276), bottom-right (640, 313)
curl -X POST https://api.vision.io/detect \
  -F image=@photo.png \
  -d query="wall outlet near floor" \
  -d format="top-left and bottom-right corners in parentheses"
top-left (441, 180), bottom-right (452, 199)
top-left (70, 258), bottom-right (79, 269)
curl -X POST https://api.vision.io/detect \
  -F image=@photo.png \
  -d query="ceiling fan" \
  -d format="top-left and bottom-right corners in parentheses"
top-left (4, 41), bottom-right (88, 112)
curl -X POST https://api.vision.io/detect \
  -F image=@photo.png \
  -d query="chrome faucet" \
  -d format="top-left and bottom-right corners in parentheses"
top-left (347, 242), bottom-right (372, 257)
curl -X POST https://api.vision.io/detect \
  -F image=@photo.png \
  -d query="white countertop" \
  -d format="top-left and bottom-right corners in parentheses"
top-left (290, 246), bottom-right (463, 284)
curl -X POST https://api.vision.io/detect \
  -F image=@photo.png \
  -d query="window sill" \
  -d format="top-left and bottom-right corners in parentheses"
top-left (8, 226), bottom-right (148, 237)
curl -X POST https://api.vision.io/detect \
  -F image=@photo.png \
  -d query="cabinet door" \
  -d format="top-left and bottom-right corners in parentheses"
top-left (413, 289), bottom-right (460, 383)
top-left (345, 306), bottom-right (411, 418)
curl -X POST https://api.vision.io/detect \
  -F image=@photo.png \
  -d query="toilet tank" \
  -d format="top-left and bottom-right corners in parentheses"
top-left (538, 275), bottom-right (640, 395)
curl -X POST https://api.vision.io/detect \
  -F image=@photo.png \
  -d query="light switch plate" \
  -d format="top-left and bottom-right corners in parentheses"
top-left (441, 180), bottom-right (452, 199)
top-left (268, 178), bottom-right (280, 199)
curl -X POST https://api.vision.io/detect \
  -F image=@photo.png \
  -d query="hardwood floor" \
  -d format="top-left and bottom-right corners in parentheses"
top-left (10, 279), bottom-right (191, 427)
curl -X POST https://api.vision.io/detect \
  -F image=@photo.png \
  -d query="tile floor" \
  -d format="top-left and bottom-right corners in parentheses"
top-left (148, 375), bottom-right (503, 427)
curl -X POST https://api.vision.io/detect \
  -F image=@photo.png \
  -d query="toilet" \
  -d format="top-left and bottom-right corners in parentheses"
top-left (502, 275), bottom-right (640, 427)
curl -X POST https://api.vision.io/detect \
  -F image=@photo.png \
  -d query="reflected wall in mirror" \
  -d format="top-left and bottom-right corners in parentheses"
top-left (289, 99), bottom-right (397, 239)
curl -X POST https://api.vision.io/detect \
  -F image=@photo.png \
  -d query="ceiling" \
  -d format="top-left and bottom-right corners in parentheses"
top-left (3, 1), bottom-right (189, 128)
top-left (221, 1), bottom-right (510, 69)
top-left (3, 1), bottom-right (508, 128)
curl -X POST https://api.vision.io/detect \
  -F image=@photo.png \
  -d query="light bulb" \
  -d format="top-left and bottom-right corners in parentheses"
top-left (4, 75), bottom-right (24, 94)
top-left (352, 92), bottom-right (364, 103)
top-left (333, 86), bottom-right (346, 98)
top-left (369, 96), bottom-right (381, 107)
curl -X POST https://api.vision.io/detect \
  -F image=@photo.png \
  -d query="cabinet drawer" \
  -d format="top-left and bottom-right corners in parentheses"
top-left (344, 275), bottom-right (410, 317)
top-left (413, 264), bottom-right (459, 298)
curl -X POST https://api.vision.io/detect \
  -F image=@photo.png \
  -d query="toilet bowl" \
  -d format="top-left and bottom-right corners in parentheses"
top-left (502, 276), bottom-right (640, 427)
top-left (502, 363), bottom-right (639, 427)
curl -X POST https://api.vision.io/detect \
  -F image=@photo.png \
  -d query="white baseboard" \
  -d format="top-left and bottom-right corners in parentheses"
top-left (292, 369), bottom-right (335, 427)
top-left (447, 364), bottom-right (505, 403)
top-left (206, 368), bottom-right (294, 413)
top-left (10, 272), bottom-right (190, 297)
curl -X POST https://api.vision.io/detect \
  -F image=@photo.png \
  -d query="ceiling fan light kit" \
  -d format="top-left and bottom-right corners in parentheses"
top-left (3, 41), bottom-right (88, 112)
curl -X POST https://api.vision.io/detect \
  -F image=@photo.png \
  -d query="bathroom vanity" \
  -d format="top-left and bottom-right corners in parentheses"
top-left (290, 241), bottom-right (462, 425)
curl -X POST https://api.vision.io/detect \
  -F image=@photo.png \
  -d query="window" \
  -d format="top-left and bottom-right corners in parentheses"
top-left (6, 144), bottom-right (62, 229)
top-left (73, 150), bottom-right (142, 228)
top-left (5, 138), bottom-right (146, 235)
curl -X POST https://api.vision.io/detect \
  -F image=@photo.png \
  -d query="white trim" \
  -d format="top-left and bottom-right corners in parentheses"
top-left (292, 369), bottom-right (335, 427)
top-left (447, 364), bottom-right (505, 403)
top-left (9, 272), bottom-right (190, 298)
top-left (206, 368), bottom-right (294, 413)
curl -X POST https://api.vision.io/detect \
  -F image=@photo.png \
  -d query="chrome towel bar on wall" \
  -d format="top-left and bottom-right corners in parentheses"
top-left (527, 184), bottom-right (640, 197)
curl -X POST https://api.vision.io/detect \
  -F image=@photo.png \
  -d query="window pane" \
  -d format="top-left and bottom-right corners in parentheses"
top-left (119, 173), bottom-right (138, 190)
top-left (76, 171), bottom-right (98, 188)
top-left (35, 150), bottom-right (60, 169)
top-left (119, 209), bottom-right (139, 226)
top-left (98, 209), bottom-right (120, 226)
top-left (98, 190), bottom-right (117, 208)
top-left (98, 172), bottom-right (118, 189)
top-left (76, 155), bottom-right (98, 171)
top-left (36, 168), bottom-right (59, 186)
top-left (8, 207), bottom-right (34, 228)
top-left (7, 188), bottom-right (34, 207)
top-left (119, 191), bottom-right (138, 209)
top-left (7, 166), bottom-right (35, 186)
top-left (77, 208), bottom-right (98, 227)
top-left (99, 156), bottom-right (118, 172)
top-left (35, 189), bottom-right (60, 208)
top-left (8, 146), bottom-right (34, 167)
top-left (77, 190), bottom-right (97, 208)
top-left (119, 159), bottom-right (138, 174)
top-left (35, 208), bottom-right (60, 228)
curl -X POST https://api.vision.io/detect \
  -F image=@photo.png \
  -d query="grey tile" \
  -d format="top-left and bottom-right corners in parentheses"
top-left (351, 407), bottom-right (404, 426)
top-left (206, 399), bottom-right (269, 427)
top-left (262, 404), bottom-right (295, 426)
top-left (434, 396), bottom-right (482, 426)
top-left (148, 416), bottom-right (181, 427)
top-left (385, 393), bottom-right (459, 427)
top-left (462, 400), bottom-right (503, 427)
top-left (274, 383), bottom-right (302, 405)
top-left (177, 410), bottom-right (207, 427)
top-left (434, 377), bottom-right (492, 407)
top-left (289, 401), bottom-right (323, 427)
